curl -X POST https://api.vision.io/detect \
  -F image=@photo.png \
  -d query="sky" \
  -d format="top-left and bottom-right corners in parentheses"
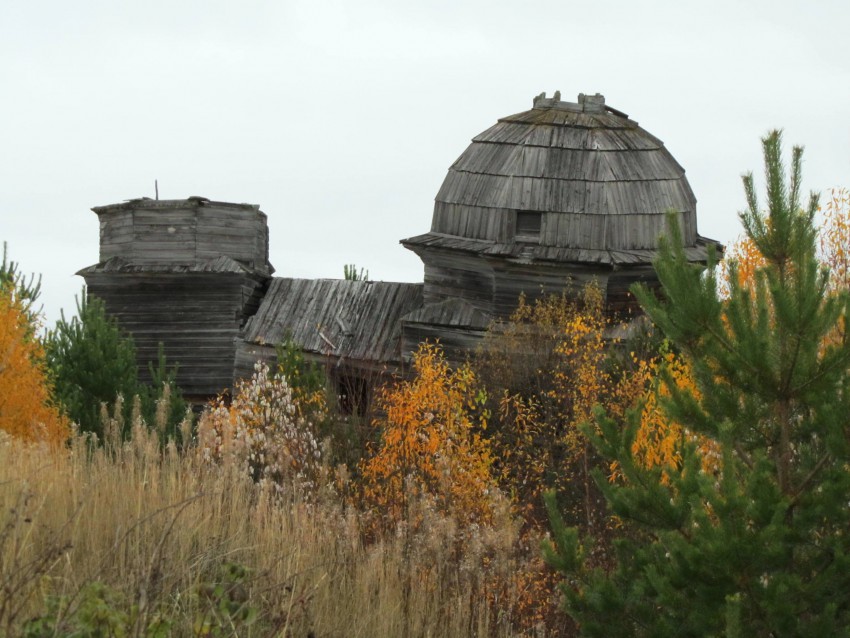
top-left (2, 0), bottom-right (850, 326)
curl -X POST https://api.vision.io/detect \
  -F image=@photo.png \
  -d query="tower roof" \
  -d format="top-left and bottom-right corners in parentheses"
top-left (403, 92), bottom-right (715, 266)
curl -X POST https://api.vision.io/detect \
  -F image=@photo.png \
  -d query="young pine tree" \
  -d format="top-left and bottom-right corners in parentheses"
top-left (545, 131), bottom-right (850, 637)
top-left (46, 292), bottom-right (187, 441)
top-left (0, 241), bottom-right (42, 336)
top-left (45, 291), bottom-right (140, 438)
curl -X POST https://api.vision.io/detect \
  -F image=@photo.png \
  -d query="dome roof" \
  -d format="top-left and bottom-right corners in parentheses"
top-left (404, 92), bottom-right (712, 266)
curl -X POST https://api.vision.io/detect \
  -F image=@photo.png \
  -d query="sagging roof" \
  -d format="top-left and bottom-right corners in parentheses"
top-left (402, 298), bottom-right (492, 330)
top-left (241, 278), bottom-right (424, 364)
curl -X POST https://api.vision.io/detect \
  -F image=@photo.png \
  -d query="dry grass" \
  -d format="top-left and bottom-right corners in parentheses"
top-left (0, 419), bottom-right (566, 637)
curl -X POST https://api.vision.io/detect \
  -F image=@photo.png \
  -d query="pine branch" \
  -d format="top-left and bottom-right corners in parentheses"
top-left (788, 453), bottom-right (832, 511)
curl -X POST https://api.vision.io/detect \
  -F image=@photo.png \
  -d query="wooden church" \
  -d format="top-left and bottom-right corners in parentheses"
top-left (79, 92), bottom-right (719, 404)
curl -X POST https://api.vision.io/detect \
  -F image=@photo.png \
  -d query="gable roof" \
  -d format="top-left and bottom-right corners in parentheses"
top-left (241, 278), bottom-right (424, 364)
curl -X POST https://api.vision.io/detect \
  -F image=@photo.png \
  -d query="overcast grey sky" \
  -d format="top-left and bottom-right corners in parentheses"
top-left (3, 0), bottom-right (849, 326)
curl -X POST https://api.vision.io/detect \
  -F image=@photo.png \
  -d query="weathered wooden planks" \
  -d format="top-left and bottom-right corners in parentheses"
top-left (80, 94), bottom-right (725, 404)
top-left (416, 92), bottom-right (705, 259)
top-left (92, 199), bottom-right (272, 273)
top-left (82, 199), bottom-right (273, 400)
top-left (237, 279), bottom-right (424, 383)
top-left (402, 91), bottom-right (720, 319)
top-left (83, 266), bottom-right (269, 397)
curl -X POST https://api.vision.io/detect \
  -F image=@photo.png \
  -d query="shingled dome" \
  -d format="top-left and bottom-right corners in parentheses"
top-left (404, 91), bottom-right (716, 264)
top-left (402, 91), bottom-right (718, 320)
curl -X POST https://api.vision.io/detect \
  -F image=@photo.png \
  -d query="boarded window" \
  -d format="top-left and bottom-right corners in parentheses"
top-left (516, 211), bottom-right (542, 241)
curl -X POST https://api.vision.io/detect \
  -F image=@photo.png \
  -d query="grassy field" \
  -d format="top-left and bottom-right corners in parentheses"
top-left (0, 418), bottom-right (564, 637)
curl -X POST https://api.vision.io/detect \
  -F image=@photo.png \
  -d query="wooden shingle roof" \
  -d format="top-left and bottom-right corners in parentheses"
top-left (403, 92), bottom-right (716, 265)
top-left (241, 279), bottom-right (424, 364)
top-left (402, 297), bottom-right (492, 329)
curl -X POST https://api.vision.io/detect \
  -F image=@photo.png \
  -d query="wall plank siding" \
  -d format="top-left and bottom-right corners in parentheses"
top-left (92, 199), bottom-right (272, 274)
top-left (83, 198), bottom-right (273, 399)
top-left (84, 268), bottom-right (269, 397)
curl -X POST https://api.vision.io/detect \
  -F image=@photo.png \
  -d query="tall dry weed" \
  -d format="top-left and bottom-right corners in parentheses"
top-left (0, 412), bottom-right (567, 636)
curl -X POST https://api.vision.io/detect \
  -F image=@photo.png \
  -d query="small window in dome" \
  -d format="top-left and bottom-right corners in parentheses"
top-left (515, 211), bottom-right (542, 242)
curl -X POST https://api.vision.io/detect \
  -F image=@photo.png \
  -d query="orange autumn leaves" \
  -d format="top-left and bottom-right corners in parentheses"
top-left (360, 285), bottom-right (716, 530)
top-left (361, 284), bottom-right (699, 537)
top-left (624, 348), bottom-right (720, 482)
top-left (360, 343), bottom-right (496, 526)
top-left (0, 288), bottom-right (68, 445)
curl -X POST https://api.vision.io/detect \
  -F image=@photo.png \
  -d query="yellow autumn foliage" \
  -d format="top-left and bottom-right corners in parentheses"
top-left (624, 348), bottom-right (720, 482)
top-left (360, 343), bottom-right (496, 527)
top-left (819, 187), bottom-right (850, 292)
top-left (718, 234), bottom-right (768, 299)
top-left (552, 284), bottom-right (609, 457)
top-left (481, 284), bottom-right (650, 537)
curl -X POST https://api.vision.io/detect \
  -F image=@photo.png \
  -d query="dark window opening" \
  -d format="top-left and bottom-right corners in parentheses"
top-left (515, 211), bottom-right (542, 241)
top-left (337, 374), bottom-right (370, 416)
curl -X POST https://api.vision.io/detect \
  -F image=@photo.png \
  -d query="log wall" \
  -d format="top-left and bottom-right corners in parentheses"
top-left (84, 270), bottom-right (268, 399)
